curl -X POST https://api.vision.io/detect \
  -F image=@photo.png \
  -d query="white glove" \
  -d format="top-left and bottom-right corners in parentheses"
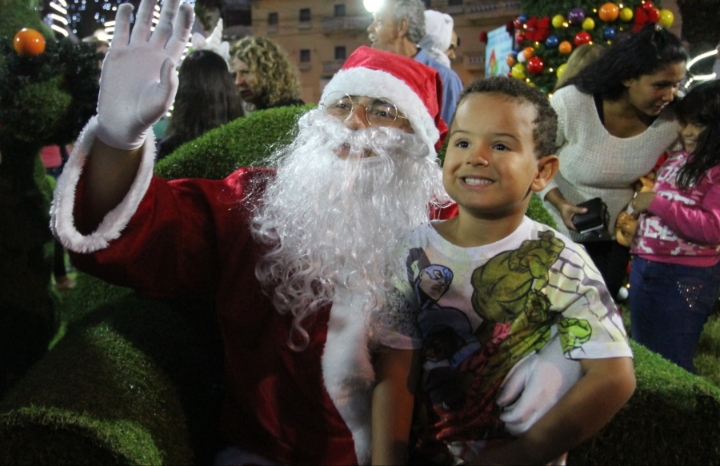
top-left (496, 336), bottom-right (583, 436)
top-left (95, 0), bottom-right (194, 150)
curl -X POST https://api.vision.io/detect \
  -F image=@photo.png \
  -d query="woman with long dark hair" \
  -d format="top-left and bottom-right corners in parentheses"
top-left (156, 50), bottom-right (244, 160)
top-left (540, 24), bottom-right (688, 298)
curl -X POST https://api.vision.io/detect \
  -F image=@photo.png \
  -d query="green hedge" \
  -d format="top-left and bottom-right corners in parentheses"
top-left (154, 104), bottom-right (313, 180)
top-left (569, 340), bottom-right (720, 464)
top-left (0, 294), bottom-right (222, 465)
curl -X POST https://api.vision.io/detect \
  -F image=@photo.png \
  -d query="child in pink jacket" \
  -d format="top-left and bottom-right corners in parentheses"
top-left (629, 79), bottom-right (720, 373)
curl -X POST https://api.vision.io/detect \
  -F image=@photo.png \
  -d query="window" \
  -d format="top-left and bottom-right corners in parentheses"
top-left (300, 49), bottom-right (311, 62)
top-left (268, 12), bottom-right (278, 25)
top-left (334, 46), bottom-right (346, 60)
top-left (334, 4), bottom-right (346, 17)
top-left (299, 8), bottom-right (311, 22)
top-left (448, 0), bottom-right (463, 5)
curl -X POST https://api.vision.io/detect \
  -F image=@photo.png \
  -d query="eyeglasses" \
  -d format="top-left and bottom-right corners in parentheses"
top-left (320, 92), bottom-right (409, 129)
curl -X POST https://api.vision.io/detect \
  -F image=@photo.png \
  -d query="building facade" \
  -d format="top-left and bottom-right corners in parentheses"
top-left (248, 0), bottom-right (681, 105)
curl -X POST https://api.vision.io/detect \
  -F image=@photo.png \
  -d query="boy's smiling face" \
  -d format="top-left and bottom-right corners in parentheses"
top-left (443, 92), bottom-right (555, 219)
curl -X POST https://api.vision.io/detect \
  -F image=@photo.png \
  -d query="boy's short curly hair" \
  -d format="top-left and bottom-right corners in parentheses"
top-left (457, 77), bottom-right (558, 159)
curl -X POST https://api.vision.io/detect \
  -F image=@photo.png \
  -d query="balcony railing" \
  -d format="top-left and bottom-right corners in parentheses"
top-left (464, 53), bottom-right (486, 71)
top-left (465, 0), bottom-right (521, 23)
top-left (322, 15), bottom-right (372, 33)
top-left (323, 60), bottom-right (344, 73)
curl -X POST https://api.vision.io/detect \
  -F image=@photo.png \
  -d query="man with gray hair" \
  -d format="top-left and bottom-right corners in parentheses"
top-left (368, 0), bottom-right (464, 124)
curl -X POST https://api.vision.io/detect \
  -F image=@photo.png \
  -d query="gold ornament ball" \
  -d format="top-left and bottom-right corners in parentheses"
top-left (511, 63), bottom-right (526, 79)
top-left (619, 7), bottom-right (634, 21)
top-left (556, 63), bottom-right (568, 78)
top-left (659, 9), bottom-right (674, 27)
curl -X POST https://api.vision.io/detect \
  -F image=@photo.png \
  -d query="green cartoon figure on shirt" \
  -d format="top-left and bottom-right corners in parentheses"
top-left (433, 230), bottom-right (593, 441)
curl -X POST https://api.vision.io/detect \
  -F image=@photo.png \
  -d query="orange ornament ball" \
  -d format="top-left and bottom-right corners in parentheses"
top-left (598, 3), bottom-right (620, 22)
top-left (523, 47), bottom-right (535, 59)
top-left (558, 41), bottom-right (573, 54)
top-left (13, 28), bottom-right (46, 56)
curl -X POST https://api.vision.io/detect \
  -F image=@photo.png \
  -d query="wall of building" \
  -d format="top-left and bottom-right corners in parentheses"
top-left (250, 0), bottom-right (681, 105)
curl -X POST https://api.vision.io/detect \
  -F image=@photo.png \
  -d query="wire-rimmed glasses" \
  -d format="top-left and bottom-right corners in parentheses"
top-left (320, 92), bottom-right (409, 129)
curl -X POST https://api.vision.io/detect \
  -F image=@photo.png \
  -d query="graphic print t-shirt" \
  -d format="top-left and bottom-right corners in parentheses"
top-left (379, 218), bottom-right (631, 461)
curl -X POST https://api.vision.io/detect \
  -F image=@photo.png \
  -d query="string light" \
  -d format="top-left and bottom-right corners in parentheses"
top-left (59, 0), bottom-right (196, 37)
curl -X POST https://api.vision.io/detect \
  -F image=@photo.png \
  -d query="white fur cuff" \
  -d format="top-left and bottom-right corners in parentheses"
top-left (50, 116), bottom-right (157, 253)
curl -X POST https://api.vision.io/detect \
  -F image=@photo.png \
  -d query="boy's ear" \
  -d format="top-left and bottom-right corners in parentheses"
top-left (531, 155), bottom-right (559, 192)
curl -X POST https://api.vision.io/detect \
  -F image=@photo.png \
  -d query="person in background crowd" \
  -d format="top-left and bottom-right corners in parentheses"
top-left (156, 49), bottom-right (243, 161)
top-left (538, 24), bottom-right (687, 299)
top-left (629, 80), bottom-right (720, 374)
top-left (445, 29), bottom-right (459, 61)
top-left (368, 0), bottom-right (464, 125)
top-left (230, 36), bottom-right (304, 114)
top-left (419, 9), bottom-right (454, 68)
top-left (82, 30), bottom-right (110, 70)
top-left (41, 145), bottom-right (75, 291)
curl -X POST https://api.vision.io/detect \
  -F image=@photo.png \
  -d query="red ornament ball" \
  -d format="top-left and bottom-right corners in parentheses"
top-left (526, 57), bottom-right (545, 75)
top-left (13, 28), bottom-right (46, 56)
top-left (574, 31), bottom-right (592, 46)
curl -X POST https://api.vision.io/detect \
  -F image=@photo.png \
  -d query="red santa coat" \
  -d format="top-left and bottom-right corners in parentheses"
top-left (51, 119), bottom-right (457, 465)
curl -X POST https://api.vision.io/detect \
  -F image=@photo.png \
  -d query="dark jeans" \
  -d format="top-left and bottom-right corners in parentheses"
top-left (580, 240), bottom-right (631, 300)
top-left (629, 256), bottom-right (720, 373)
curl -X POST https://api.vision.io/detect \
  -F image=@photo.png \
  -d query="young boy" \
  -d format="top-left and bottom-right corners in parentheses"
top-left (371, 77), bottom-right (636, 465)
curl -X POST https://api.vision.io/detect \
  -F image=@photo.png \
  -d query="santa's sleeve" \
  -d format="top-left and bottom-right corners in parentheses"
top-left (50, 117), bottom-right (258, 297)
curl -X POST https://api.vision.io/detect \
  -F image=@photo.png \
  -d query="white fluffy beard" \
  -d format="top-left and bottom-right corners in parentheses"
top-left (251, 109), bottom-right (449, 350)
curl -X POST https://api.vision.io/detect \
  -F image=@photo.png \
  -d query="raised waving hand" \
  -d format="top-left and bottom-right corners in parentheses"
top-left (96, 0), bottom-right (194, 150)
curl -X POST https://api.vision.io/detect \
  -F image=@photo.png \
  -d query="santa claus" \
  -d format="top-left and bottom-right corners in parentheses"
top-left (50, 0), bottom-right (577, 464)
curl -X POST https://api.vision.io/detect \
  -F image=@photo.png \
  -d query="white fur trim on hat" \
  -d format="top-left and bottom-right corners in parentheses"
top-left (50, 116), bottom-right (156, 253)
top-left (320, 67), bottom-right (440, 158)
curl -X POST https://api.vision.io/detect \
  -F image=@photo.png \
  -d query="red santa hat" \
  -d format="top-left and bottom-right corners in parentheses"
top-left (320, 46), bottom-right (448, 158)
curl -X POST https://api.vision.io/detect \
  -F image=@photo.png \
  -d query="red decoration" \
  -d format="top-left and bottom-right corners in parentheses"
top-left (632, 5), bottom-right (660, 32)
top-left (506, 20), bottom-right (515, 35)
top-left (574, 31), bottom-right (592, 46)
top-left (642, 1), bottom-right (656, 11)
top-left (479, 31), bottom-right (488, 43)
top-left (516, 32), bottom-right (527, 43)
top-left (527, 57), bottom-right (545, 75)
top-left (514, 18), bottom-right (523, 29)
top-left (13, 28), bottom-right (45, 56)
top-left (523, 16), bottom-right (551, 42)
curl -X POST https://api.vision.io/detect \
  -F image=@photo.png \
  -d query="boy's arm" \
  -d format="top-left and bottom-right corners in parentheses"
top-left (474, 357), bottom-right (635, 465)
top-left (372, 347), bottom-right (421, 466)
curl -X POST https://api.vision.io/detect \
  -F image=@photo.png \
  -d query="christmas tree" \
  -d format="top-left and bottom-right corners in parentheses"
top-left (505, 1), bottom-right (675, 93)
top-left (0, 0), bottom-right (99, 395)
